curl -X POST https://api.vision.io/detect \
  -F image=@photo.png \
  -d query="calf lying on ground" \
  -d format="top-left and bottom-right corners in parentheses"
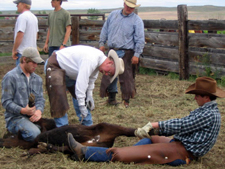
top-left (0, 118), bottom-right (136, 155)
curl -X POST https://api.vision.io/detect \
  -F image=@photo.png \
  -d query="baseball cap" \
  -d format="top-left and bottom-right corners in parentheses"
top-left (13, 0), bottom-right (32, 5)
top-left (22, 47), bottom-right (44, 64)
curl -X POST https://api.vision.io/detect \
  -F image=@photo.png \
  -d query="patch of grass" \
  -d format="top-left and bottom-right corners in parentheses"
top-left (0, 53), bottom-right (11, 57)
top-left (139, 67), bottom-right (156, 75)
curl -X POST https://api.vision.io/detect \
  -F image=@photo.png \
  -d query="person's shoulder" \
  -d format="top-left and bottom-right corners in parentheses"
top-left (3, 67), bottom-right (18, 79)
top-left (111, 9), bottom-right (120, 14)
top-left (61, 8), bottom-right (70, 14)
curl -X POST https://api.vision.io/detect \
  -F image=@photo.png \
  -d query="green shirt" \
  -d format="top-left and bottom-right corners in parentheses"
top-left (48, 8), bottom-right (71, 47)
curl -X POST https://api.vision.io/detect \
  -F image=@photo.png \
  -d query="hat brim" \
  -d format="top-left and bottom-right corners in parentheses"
top-left (31, 57), bottom-right (44, 64)
top-left (124, 0), bottom-right (141, 8)
top-left (13, 1), bottom-right (19, 4)
top-left (185, 83), bottom-right (225, 98)
top-left (108, 50), bottom-right (124, 83)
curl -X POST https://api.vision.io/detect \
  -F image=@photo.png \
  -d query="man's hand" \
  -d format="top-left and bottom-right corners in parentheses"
top-left (134, 122), bottom-right (153, 139)
top-left (29, 110), bottom-right (42, 122)
top-left (21, 105), bottom-right (36, 116)
top-left (12, 51), bottom-right (18, 60)
top-left (79, 105), bottom-right (88, 118)
top-left (131, 56), bottom-right (139, 65)
top-left (99, 46), bottom-right (105, 53)
top-left (86, 90), bottom-right (95, 110)
top-left (43, 44), bottom-right (48, 53)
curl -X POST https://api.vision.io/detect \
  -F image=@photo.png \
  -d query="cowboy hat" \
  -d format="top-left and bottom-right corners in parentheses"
top-left (124, 0), bottom-right (141, 8)
top-left (108, 49), bottom-right (125, 83)
top-left (185, 76), bottom-right (225, 98)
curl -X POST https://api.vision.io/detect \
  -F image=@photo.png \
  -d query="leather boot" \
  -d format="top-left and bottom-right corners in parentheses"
top-left (123, 99), bottom-right (129, 108)
top-left (107, 92), bottom-right (119, 105)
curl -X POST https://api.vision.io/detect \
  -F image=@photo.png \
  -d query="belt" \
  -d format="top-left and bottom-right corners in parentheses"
top-left (110, 48), bottom-right (133, 51)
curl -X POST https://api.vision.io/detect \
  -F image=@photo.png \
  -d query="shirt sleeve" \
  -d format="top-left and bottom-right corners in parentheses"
top-left (16, 15), bottom-right (27, 33)
top-left (133, 17), bottom-right (145, 58)
top-left (1, 75), bottom-right (22, 114)
top-left (99, 13), bottom-right (111, 47)
top-left (158, 111), bottom-right (213, 136)
top-left (75, 59), bottom-right (97, 106)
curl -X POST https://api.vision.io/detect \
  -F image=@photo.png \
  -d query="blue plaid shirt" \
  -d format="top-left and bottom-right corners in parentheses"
top-left (99, 9), bottom-right (145, 58)
top-left (159, 101), bottom-right (221, 157)
top-left (1, 65), bottom-right (45, 127)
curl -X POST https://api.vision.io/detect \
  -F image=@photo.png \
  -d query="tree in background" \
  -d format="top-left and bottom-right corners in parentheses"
top-left (87, 8), bottom-right (101, 20)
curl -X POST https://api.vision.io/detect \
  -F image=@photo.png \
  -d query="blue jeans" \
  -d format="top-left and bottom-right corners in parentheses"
top-left (66, 76), bottom-right (93, 126)
top-left (48, 46), bottom-right (60, 57)
top-left (107, 50), bottom-right (125, 93)
top-left (84, 138), bottom-right (187, 166)
top-left (7, 116), bottom-right (41, 141)
top-left (16, 53), bottom-right (22, 66)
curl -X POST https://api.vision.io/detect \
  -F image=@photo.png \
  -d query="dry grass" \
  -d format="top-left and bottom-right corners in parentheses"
top-left (0, 63), bottom-right (225, 169)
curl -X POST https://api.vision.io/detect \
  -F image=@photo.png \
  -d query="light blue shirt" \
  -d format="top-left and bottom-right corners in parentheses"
top-left (99, 9), bottom-right (145, 58)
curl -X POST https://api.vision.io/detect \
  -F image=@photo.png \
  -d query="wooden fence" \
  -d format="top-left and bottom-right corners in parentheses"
top-left (0, 5), bottom-right (225, 79)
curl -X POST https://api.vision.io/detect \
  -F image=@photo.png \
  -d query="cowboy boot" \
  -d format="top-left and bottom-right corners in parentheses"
top-left (123, 99), bottom-right (129, 108)
top-left (107, 92), bottom-right (119, 105)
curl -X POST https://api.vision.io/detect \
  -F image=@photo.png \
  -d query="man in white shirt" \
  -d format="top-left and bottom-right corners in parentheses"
top-left (12, 0), bottom-right (39, 65)
top-left (45, 45), bottom-right (124, 127)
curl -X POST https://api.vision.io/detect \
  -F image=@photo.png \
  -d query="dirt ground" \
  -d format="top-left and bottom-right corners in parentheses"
top-left (0, 60), bottom-right (225, 169)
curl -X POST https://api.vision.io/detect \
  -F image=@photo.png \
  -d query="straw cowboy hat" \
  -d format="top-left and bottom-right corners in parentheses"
top-left (124, 0), bottom-right (141, 8)
top-left (185, 76), bottom-right (225, 98)
top-left (108, 49), bottom-right (125, 83)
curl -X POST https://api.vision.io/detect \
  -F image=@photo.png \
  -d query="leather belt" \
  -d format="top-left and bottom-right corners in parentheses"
top-left (110, 48), bottom-right (132, 51)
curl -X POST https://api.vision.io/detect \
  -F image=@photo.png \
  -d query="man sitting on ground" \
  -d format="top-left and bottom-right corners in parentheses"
top-left (67, 76), bottom-right (224, 166)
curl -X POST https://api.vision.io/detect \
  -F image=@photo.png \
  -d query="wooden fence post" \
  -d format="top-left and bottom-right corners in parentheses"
top-left (177, 5), bottom-right (189, 80)
top-left (71, 16), bottom-right (79, 45)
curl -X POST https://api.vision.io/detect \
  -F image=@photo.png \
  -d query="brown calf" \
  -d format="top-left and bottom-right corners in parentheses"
top-left (0, 118), bottom-right (136, 155)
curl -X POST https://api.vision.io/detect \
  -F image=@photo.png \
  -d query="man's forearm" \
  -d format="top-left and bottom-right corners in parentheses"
top-left (12, 31), bottom-right (24, 53)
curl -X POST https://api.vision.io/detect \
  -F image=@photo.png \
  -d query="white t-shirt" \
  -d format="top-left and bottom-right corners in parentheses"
top-left (56, 45), bottom-right (106, 106)
top-left (14, 11), bottom-right (39, 54)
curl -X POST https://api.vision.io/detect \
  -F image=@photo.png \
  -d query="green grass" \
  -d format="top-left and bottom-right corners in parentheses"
top-left (0, 53), bottom-right (11, 57)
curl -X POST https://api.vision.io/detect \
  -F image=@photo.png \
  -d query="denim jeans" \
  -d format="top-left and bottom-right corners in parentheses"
top-left (84, 138), bottom-right (187, 166)
top-left (107, 50), bottom-right (125, 93)
top-left (48, 46), bottom-right (60, 57)
top-left (7, 116), bottom-right (41, 141)
top-left (66, 76), bottom-right (93, 126)
top-left (16, 53), bottom-right (22, 66)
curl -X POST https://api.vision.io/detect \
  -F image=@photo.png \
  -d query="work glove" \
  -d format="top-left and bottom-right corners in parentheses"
top-left (134, 122), bottom-right (153, 139)
top-left (79, 105), bottom-right (88, 118)
top-left (86, 90), bottom-right (95, 111)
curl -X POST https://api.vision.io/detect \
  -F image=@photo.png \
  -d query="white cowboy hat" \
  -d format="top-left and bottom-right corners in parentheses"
top-left (108, 49), bottom-right (125, 83)
top-left (124, 0), bottom-right (141, 8)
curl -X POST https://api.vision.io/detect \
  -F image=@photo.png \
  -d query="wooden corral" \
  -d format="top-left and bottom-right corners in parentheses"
top-left (0, 5), bottom-right (225, 79)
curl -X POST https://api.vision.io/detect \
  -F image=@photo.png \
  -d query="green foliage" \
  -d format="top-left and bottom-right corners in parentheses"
top-left (194, 53), bottom-right (221, 79)
top-left (87, 8), bottom-right (101, 20)
top-left (139, 67), bottom-right (156, 75)
top-left (0, 11), bottom-right (4, 19)
top-left (217, 30), bottom-right (225, 34)
top-left (0, 53), bottom-right (11, 57)
top-left (167, 72), bottom-right (179, 79)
